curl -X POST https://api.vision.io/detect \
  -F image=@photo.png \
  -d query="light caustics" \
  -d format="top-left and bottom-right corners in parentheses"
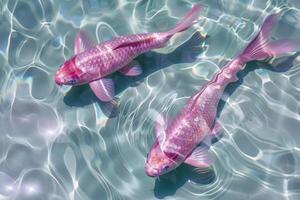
top-left (1, 0), bottom-right (300, 200)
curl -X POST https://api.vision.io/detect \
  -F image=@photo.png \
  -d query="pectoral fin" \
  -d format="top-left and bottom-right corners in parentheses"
top-left (155, 120), bottom-right (167, 147)
top-left (210, 122), bottom-right (222, 138)
top-left (148, 109), bottom-right (167, 148)
top-left (89, 78), bottom-right (115, 102)
top-left (184, 146), bottom-right (213, 168)
top-left (74, 31), bottom-right (94, 54)
top-left (119, 61), bottom-right (142, 76)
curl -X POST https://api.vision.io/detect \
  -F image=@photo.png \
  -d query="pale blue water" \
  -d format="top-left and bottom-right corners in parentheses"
top-left (1, 0), bottom-right (300, 199)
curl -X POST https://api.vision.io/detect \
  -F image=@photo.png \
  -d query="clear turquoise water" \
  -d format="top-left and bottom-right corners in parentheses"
top-left (1, 0), bottom-right (300, 199)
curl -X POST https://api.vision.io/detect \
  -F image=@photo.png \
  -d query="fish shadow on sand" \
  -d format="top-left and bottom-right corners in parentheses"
top-left (63, 32), bottom-right (205, 117)
top-left (217, 51), bottom-right (300, 116)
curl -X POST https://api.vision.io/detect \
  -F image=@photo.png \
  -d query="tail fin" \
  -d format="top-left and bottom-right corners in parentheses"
top-left (167, 4), bottom-right (202, 36)
top-left (239, 13), bottom-right (300, 63)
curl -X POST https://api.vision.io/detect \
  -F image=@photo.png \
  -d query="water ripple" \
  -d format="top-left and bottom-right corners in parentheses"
top-left (1, 0), bottom-right (300, 199)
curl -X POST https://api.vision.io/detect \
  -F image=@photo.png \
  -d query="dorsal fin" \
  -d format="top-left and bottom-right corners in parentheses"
top-left (112, 36), bottom-right (155, 50)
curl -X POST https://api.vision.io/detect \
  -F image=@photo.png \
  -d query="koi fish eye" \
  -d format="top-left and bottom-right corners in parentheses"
top-left (67, 79), bottom-right (76, 85)
top-left (163, 165), bottom-right (169, 171)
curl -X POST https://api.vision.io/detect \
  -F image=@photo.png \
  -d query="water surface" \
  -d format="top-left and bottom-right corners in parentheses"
top-left (1, 0), bottom-right (300, 199)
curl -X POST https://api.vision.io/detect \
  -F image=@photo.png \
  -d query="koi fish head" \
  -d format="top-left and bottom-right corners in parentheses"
top-left (145, 141), bottom-right (178, 177)
top-left (55, 57), bottom-right (87, 86)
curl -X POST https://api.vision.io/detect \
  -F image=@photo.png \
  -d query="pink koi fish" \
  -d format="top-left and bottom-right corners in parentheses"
top-left (54, 4), bottom-right (202, 102)
top-left (145, 13), bottom-right (300, 177)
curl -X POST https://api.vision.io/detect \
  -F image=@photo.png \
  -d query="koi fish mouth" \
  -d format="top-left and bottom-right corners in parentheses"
top-left (144, 163), bottom-right (159, 177)
top-left (54, 74), bottom-right (64, 86)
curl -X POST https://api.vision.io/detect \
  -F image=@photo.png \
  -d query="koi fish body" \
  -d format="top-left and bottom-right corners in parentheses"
top-left (145, 13), bottom-right (300, 177)
top-left (55, 4), bottom-right (202, 102)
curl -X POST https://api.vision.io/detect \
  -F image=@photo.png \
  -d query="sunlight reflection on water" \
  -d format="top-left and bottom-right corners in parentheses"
top-left (1, 0), bottom-right (300, 199)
